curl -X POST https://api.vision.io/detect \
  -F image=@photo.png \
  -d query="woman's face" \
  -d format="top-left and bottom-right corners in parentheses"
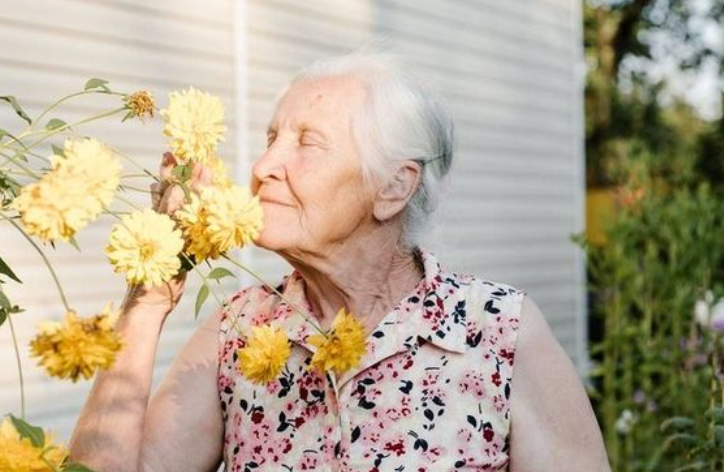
top-left (250, 76), bottom-right (375, 255)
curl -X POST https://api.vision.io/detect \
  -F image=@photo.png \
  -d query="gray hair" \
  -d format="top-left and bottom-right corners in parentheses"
top-left (277, 49), bottom-right (454, 251)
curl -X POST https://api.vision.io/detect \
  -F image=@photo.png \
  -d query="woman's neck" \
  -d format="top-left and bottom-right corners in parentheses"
top-left (281, 237), bottom-right (425, 335)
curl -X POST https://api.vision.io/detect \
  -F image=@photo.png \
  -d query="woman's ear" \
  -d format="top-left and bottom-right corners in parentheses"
top-left (372, 161), bottom-right (422, 221)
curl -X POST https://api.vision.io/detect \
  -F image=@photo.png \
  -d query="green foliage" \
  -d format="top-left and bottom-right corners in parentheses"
top-left (0, 95), bottom-right (32, 124)
top-left (573, 148), bottom-right (724, 470)
top-left (9, 414), bottom-right (45, 447)
top-left (83, 78), bottom-right (110, 93)
top-left (195, 284), bottom-right (209, 320)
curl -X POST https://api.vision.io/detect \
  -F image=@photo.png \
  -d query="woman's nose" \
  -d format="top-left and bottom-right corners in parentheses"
top-left (252, 146), bottom-right (287, 184)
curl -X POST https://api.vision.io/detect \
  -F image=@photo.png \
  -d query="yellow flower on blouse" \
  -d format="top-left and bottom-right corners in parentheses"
top-left (237, 324), bottom-right (292, 384)
top-left (161, 87), bottom-right (226, 165)
top-left (0, 417), bottom-right (68, 472)
top-left (308, 308), bottom-right (367, 376)
top-left (105, 208), bottom-right (184, 287)
top-left (29, 303), bottom-right (123, 382)
top-left (174, 185), bottom-right (263, 262)
top-left (11, 138), bottom-right (120, 242)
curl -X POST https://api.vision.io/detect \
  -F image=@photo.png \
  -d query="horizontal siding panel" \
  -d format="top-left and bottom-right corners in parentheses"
top-left (248, 0), bottom-right (573, 75)
top-left (247, 28), bottom-right (574, 96)
top-left (64, 0), bottom-right (233, 28)
top-left (0, 27), bottom-right (233, 93)
top-left (1, 2), bottom-right (231, 58)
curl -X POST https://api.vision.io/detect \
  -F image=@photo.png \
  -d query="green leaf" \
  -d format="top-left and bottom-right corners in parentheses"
top-left (68, 235), bottom-right (81, 252)
top-left (195, 284), bottom-right (209, 319)
top-left (60, 463), bottom-right (98, 472)
top-left (84, 78), bottom-right (110, 92)
top-left (661, 417), bottom-right (696, 433)
top-left (715, 425), bottom-right (724, 447)
top-left (45, 118), bottom-right (67, 131)
top-left (208, 267), bottom-right (235, 281)
top-left (0, 308), bottom-right (6, 327)
top-left (674, 461), bottom-right (707, 472)
top-left (0, 288), bottom-right (10, 310)
top-left (172, 164), bottom-right (191, 183)
top-left (9, 414), bottom-right (45, 447)
top-left (0, 256), bottom-right (21, 283)
top-left (51, 144), bottom-right (66, 157)
top-left (705, 407), bottom-right (724, 424)
top-left (0, 96), bottom-right (32, 124)
top-left (664, 432), bottom-right (698, 448)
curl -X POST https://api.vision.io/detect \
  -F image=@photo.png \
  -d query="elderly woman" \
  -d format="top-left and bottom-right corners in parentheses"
top-left (69, 52), bottom-right (610, 472)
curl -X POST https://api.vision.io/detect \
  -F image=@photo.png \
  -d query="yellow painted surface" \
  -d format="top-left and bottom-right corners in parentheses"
top-left (586, 188), bottom-right (617, 246)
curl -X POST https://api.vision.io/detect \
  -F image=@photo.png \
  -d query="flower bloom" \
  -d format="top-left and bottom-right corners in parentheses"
top-left (308, 308), bottom-right (367, 376)
top-left (174, 184), bottom-right (263, 262)
top-left (11, 138), bottom-right (120, 242)
top-left (161, 87), bottom-right (226, 164)
top-left (105, 208), bottom-right (184, 287)
top-left (29, 304), bottom-right (123, 383)
top-left (0, 417), bottom-right (68, 471)
top-left (124, 90), bottom-right (156, 121)
top-left (237, 324), bottom-right (292, 384)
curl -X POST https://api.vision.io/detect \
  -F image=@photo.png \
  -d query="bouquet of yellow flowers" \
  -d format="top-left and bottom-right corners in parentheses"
top-left (0, 80), bottom-right (366, 471)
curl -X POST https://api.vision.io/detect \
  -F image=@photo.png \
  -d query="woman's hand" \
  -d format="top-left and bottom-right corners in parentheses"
top-left (122, 153), bottom-right (212, 319)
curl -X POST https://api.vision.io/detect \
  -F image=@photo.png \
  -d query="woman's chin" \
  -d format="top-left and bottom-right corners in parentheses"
top-left (253, 228), bottom-right (292, 252)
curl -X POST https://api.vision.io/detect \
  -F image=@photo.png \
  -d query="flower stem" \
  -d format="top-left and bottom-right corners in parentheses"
top-left (25, 107), bottom-right (126, 149)
top-left (119, 184), bottom-right (153, 194)
top-left (6, 313), bottom-right (25, 419)
top-left (0, 150), bottom-right (42, 179)
top-left (30, 89), bottom-right (125, 131)
top-left (0, 211), bottom-right (72, 311)
top-left (221, 253), bottom-right (326, 336)
top-left (178, 252), bottom-right (247, 339)
top-left (114, 193), bottom-right (144, 211)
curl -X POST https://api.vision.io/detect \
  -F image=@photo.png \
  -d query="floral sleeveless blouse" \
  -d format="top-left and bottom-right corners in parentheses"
top-left (217, 247), bottom-right (526, 471)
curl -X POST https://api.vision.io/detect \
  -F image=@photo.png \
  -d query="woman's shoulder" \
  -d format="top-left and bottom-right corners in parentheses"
top-left (446, 269), bottom-right (528, 320)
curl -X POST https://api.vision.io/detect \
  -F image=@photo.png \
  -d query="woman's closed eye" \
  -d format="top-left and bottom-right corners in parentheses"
top-left (299, 132), bottom-right (319, 147)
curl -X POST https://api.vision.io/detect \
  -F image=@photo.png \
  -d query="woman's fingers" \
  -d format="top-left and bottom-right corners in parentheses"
top-left (158, 184), bottom-right (186, 215)
top-left (189, 162), bottom-right (213, 192)
top-left (160, 152), bottom-right (177, 181)
top-left (151, 153), bottom-right (215, 215)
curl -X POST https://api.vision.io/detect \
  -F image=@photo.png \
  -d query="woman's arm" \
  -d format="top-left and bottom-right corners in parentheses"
top-left (68, 294), bottom-right (225, 472)
top-left (508, 294), bottom-right (611, 472)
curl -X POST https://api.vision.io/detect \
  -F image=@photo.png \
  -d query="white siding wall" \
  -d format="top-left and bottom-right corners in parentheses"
top-left (0, 0), bottom-right (586, 444)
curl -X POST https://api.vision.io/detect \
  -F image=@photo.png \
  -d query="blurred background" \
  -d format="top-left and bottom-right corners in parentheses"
top-left (0, 0), bottom-right (722, 469)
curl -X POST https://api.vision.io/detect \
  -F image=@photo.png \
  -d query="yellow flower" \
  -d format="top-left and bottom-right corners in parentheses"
top-left (11, 174), bottom-right (87, 242)
top-left (161, 87), bottom-right (226, 164)
top-left (205, 185), bottom-right (264, 252)
top-left (29, 304), bottom-right (123, 383)
top-left (308, 308), bottom-right (367, 376)
top-left (124, 90), bottom-right (156, 121)
top-left (105, 208), bottom-right (184, 287)
top-left (11, 138), bottom-right (121, 242)
top-left (0, 417), bottom-right (68, 472)
top-left (174, 185), bottom-right (263, 262)
top-left (206, 154), bottom-right (232, 189)
top-left (52, 138), bottom-right (121, 208)
top-left (237, 324), bottom-right (291, 384)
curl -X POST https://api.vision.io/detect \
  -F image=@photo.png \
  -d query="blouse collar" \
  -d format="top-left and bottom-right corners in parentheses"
top-left (270, 246), bottom-right (469, 380)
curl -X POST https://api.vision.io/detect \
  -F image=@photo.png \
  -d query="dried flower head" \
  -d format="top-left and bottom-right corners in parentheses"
top-left (124, 90), bottom-right (156, 122)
